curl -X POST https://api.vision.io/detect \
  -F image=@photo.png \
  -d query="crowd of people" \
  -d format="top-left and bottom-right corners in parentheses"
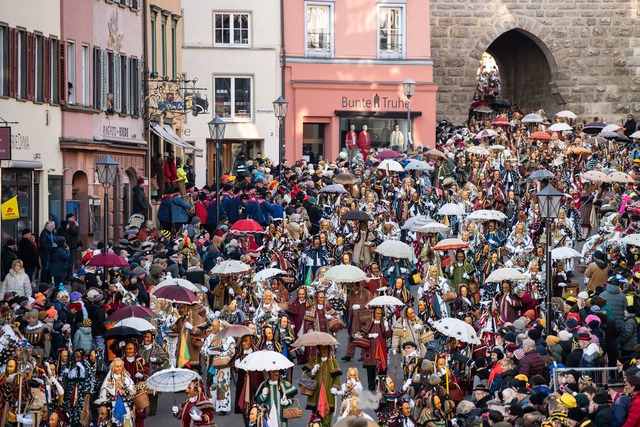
top-left (2, 107), bottom-right (640, 427)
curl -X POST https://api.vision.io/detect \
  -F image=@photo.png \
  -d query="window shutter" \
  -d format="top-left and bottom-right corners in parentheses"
top-left (58, 39), bottom-right (67, 105)
top-left (25, 32), bottom-right (35, 100)
top-left (42, 37), bottom-right (51, 103)
top-left (101, 49), bottom-right (107, 110)
top-left (114, 54), bottom-right (121, 113)
top-left (8, 28), bottom-right (17, 99)
top-left (137, 58), bottom-right (142, 116)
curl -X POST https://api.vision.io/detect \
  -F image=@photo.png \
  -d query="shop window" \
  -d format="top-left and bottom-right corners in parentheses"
top-left (214, 76), bottom-right (252, 121)
top-left (214, 12), bottom-right (250, 47)
top-left (303, 123), bottom-right (325, 164)
top-left (378, 5), bottom-right (404, 58)
top-left (1, 169), bottom-right (32, 241)
top-left (339, 117), bottom-right (406, 152)
top-left (305, 3), bottom-right (332, 57)
top-left (48, 176), bottom-right (63, 226)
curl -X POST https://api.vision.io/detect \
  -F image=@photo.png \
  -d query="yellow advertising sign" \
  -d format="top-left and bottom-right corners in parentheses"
top-left (1, 196), bottom-right (19, 220)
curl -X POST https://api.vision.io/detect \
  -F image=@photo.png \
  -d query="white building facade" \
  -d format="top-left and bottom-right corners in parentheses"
top-left (181, 0), bottom-right (281, 188)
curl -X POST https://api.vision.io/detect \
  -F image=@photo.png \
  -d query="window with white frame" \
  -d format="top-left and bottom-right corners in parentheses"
top-left (378, 5), bottom-right (403, 58)
top-left (214, 12), bottom-right (250, 46)
top-left (214, 76), bottom-right (252, 121)
top-left (82, 45), bottom-right (90, 106)
top-left (305, 3), bottom-right (331, 56)
top-left (67, 41), bottom-right (76, 104)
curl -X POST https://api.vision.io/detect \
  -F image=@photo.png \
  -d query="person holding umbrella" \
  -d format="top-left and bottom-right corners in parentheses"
top-left (172, 378), bottom-right (215, 427)
top-left (302, 344), bottom-right (341, 427)
top-left (140, 331), bottom-right (168, 416)
top-left (255, 369), bottom-right (297, 427)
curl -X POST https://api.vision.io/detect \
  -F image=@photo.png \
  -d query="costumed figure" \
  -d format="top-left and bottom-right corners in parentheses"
top-left (302, 345), bottom-right (341, 427)
top-left (255, 369), bottom-right (297, 427)
top-left (172, 379), bottom-right (215, 427)
top-left (98, 358), bottom-right (137, 427)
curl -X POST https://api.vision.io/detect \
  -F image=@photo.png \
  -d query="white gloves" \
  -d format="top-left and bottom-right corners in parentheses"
top-left (280, 397), bottom-right (290, 406)
top-left (185, 321), bottom-right (193, 330)
top-left (229, 288), bottom-right (235, 296)
top-left (172, 406), bottom-right (179, 414)
top-left (368, 333), bottom-right (378, 339)
top-left (190, 412), bottom-right (202, 421)
top-left (262, 388), bottom-right (269, 398)
top-left (392, 349), bottom-right (398, 356)
top-left (463, 273), bottom-right (470, 280)
top-left (506, 296), bottom-right (512, 304)
top-left (119, 341), bottom-right (126, 348)
top-left (413, 324), bottom-right (423, 331)
top-left (402, 378), bottom-right (412, 391)
top-left (352, 305), bottom-right (361, 310)
top-left (384, 320), bottom-right (389, 329)
top-left (16, 415), bottom-right (32, 426)
top-left (249, 307), bottom-right (256, 312)
top-left (330, 387), bottom-right (338, 395)
top-left (135, 372), bottom-right (144, 379)
top-left (325, 314), bottom-right (332, 320)
top-left (311, 364), bottom-right (320, 376)
top-left (76, 362), bottom-right (83, 368)
top-left (150, 357), bottom-right (157, 363)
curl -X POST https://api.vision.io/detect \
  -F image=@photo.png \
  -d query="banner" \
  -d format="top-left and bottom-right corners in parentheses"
top-left (1, 196), bottom-right (19, 220)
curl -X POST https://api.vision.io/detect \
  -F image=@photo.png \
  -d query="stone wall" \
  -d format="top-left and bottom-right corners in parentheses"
top-left (431, 0), bottom-right (640, 125)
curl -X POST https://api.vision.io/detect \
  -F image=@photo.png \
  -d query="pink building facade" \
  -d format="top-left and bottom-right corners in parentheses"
top-left (283, 0), bottom-right (437, 163)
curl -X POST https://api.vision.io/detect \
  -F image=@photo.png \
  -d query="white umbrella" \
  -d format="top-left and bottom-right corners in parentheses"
top-left (630, 131), bottom-right (640, 139)
top-left (549, 123), bottom-right (573, 132)
top-left (402, 215), bottom-right (429, 230)
top-left (252, 268), bottom-right (286, 283)
top-left (319, 184), bottom-right (347, 194)
top-left (235, 350), bottom-right (294, 371)
top-left (551, 247), bottom-right (583, 260)
top-left (324, 264), bottom-right (367, 283)
top-left (466, 145), bottom-right (490, 156)
top-left (413, 220), bottom-right (451, 234)
top-left (438, 203), bottom-right (466, 216)
top-left (378, 159), bottom-right (404, 172)
top-left (152, 278), bottom-right (201, 294)
top-left (432, 318), bottom-right (481, 345)
top-left (581, 171), bottom-right (611, 183)
top-left (375, 240), bottom-right (414, 259)
top-left (146, 367), bottom-right (200, 393)
top-left (555, 110), bottom-right (577, 119)
top-left (404, 159), bottom-right (433, 171)
top-left (474, 105), bottom-right (492, 113)
top-left (602, 124), bottom-right (621, 132)
top-left (468, 210), bottom-right (507, 221)
top-left (608, 171), bottom-right (634, 184)
top-left (210, 260), bottom-right (251, 276)
top-left (366, 295), bottom-right (405, 308)
top-left (522, 113), bottom-right (543, 123)
top-left (476, 129), bottom-right (497, 139)
top-left (485, 268), bottom-right (526, 283)
top-left (621, 234), bottom-right (640, 246)
top-left (115, 318), bottom-right (155, 331)
top-left (489, 144), bottom-right (506, 151)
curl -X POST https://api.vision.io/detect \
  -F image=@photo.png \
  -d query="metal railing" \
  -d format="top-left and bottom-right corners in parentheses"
top-left (552, 366), bottom-right (619, 392)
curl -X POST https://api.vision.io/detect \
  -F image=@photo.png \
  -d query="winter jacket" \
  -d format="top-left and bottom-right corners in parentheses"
top-left (1, 246), bottom-right (18, 280)
top-left (0, 268), bottom-right (31, 297)
top-left (612, 392), bottom-right (631, 427)
top-left (132, 185), bottom-right (150, 217)
top-left (170, 195), bottom-right (192, 224)
top-left (87, 301), bottom-right (107, 336)
top-left (519, 349), bottom-right (545, 378)
top-left (621, 313), bottom-right (638, 352)
top-left (623, 391), bottom-right (640, 427)
top-left (547, 343), bottom-right (563, 363)
top-left (18, 237), bottom-right (39, 273)
top-left (600, 285), bottom-right (628, 331)
top-left (157, 194), bottom-right (173, 223)
top-left (49, 238), bottom-right (70, 281)
top-left (585, 259), bottom-right (609, 291)
top-left (73, 326), bottom-right (93, 353)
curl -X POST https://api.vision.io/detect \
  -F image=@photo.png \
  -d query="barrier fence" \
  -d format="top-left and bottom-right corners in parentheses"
top-left (552, 366), bottom-right (619, 392)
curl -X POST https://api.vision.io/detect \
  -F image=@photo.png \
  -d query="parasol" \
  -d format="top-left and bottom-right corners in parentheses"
top-left (473, 105), bottom-right (492, 113)
top-left (582, 121), bottom-right (606, 134)
top-left (401, 215), bottom-right (429, 230)
top-left (568, 146), bottom-right (592, 156)
top-left (581, 170), bottom-right (610, 183)
top-left (555, 110), bottom-right (577, 119)
top-left (152, 285), bottom-right (199, 304)
top-left (404, 159), bottom-right (433, 171)
top-left (107, 306), bottom-right (157, 322)
top-left (527, 169), bottom-right (555, 181)
top-left (475, 129), bottom-right (497, 139)
top-left (621, 234), bottom-right (640, 247)
top-left (489, 144), bottom-right (506, 151)
top-left (152, 278), bottom-right (201, 294)
top-left (319, 184), bottom-right (347, 194)
top-left (377, 149), bottom-right (401, 159)
top-left (432, 238), bottom-right (469, 251)
top-left (425, 149), bottom-right (448, 161)
top-left (491, 117), bottom-right (511, 127)
top-left (210, 260), bottom-right (251, 276)
top-left (146, 367), bottom-right (200, 393)
top-left (86, 253), bottom-right (129, 268)
top-left (235, 350), bottom-right (294, 371)
top-left (530, 131), bottom-right (551, 141)
top-left (230, 219), bottom-right (265, 233)
top-left (602, 124), bottom-right (621, 132)
top-left (341, 210), bottom-right (373, 222)
top-left (551, 247), bottom-right (583, 260)
top-left (599, 130), bottom-right (628, 141)
top-left (432, 318), bottom-right (481, 345)
top-left (548, 123), bottom-right (573, 132)
top-left (466, 145), bottom-right (490, 156)
top-left (608, 171), bottom-right (634, 184)
top-left (324, 264), bottom-right (367, 283)
top-left (252, 268), bottom-right (286, 283)
top-left (333, 173), bottom-right (359, 185)
top-left (214, 325), bottom-right (256, 340)
top-left (413, 220), bottom-right (451, 234)
top-left (375, 240), bottom-right (414, 259)
top-left (292, 331), bottom-right (339, 348)
top-left (467, 209), bottom-right (507, 221)
top-left (522, 113), bottom-right (543, 123)
top-left (366, 295), bottom-right (405, 308)
top-left (114, 318), bottom-right (155, 332)
top-left (437, 203), bottom-right (466, 216)
top-left (378, 159), bottom-right (404, 172)
top-left (584, 137), bottom-right (606, 145)
top-left (103, 326), bottom-right (145, 339)
top-left (630, 131), bottom-right (640, 139)
top-left (485, 268), bottom-right (526, 283)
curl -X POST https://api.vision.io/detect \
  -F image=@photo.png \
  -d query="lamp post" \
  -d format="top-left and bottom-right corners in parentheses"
top-left (273, 96), bottom-right (288, 181)
top-left (402, 78), bottom-right (416, 151)
top-left (208, 116), bottom-right (226, 227)
top-left (96, 155), bottom-right (120, 251)
top-left (537, 183), bottom-right (564, 336)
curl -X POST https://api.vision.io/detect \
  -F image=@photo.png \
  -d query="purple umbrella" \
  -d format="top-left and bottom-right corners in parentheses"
top-left (377, 149), bottom-right (401, 159)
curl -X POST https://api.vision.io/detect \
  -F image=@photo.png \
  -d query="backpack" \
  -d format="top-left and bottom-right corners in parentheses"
top-left (157, 197), bottom-right (172, 223)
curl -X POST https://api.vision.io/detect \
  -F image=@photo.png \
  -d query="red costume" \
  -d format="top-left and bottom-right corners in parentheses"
top-left (174, 395), bottom-right (215, 427)
top-left (123, 355), bottom-right (150, 427)
top-left (345, 130), bottom-right (358, 150)
top-left (358, 129), bottom-right (371, 157)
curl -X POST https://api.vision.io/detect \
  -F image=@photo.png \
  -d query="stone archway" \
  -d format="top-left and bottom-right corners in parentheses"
top-left (71, 170), bottom-right (89, 250)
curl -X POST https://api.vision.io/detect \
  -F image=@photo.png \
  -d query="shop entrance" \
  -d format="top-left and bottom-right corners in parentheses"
top-left (303, 123), bottom-right (326, 164)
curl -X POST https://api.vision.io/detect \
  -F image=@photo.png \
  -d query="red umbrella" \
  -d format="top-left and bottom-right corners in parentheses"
top-left (107, 306), bottom-right (157, 322)
top-left (86, 253), bottom-right (129, 267)
top-left (530, 131), bottom-right (551, 141)
top-left (377, 149), bottom-right (401, 159)
top-left (230, 219), bottom-right (265, 233)
top-left (153, 285), bottom-right (199, 304)
top-left (432, 238), bottom-right (470, 251)
top-left (491, 117), bottom-right (510, 127)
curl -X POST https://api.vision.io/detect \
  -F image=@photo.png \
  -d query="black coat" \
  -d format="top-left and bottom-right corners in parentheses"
top-left (132, 185), bottom-right (150, 217)
top-left (1, 245), bottom-right (18, 280)
top-left (18, 237), bottom-right (39, 271)
top-left (38, 228), bottom-right (54, 255)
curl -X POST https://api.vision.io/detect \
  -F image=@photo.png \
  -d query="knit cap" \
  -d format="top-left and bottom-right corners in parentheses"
top-left (83, 318), bottom-right (92, 327)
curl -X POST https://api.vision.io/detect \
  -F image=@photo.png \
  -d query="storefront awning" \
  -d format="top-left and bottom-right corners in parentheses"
top-left (94, 135), bottom-right (147, 146)
top-left (150, 123), bottom-right (194, 150)
top-left (334, 110), bottom-right (422, 119)
top-left (0, 160), bottom-right (43, 169)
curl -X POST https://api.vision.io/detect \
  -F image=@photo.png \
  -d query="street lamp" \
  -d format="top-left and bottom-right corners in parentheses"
top-left (537, 183), bottom-right (564, 336)
top-left (402, 78), bottom-right (416, 151)
top-left (208, 116), bottom-right (226, 227)
top-left (96, 155), bottom-right (119, 251)
top-left (273, 96), bottom-right (288, 180)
